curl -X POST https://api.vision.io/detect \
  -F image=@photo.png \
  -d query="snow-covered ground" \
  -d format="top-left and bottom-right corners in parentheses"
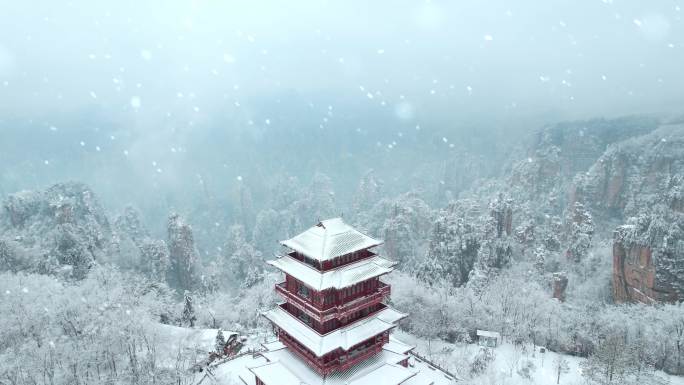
top-left (395, 330), bottom-right (684, 385)
top-left (153, 324), bottom-right (268, 371)
top-left (154, 324), bottom-right (683, 385)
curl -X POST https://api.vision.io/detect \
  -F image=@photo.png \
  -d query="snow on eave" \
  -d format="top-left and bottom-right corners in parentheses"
top-left (346, 362), bottom-right (416, 385)
top-left (266, 255), bottom-right (396, 291)
top-left (258, 342), bottom-right (418, 385)
top-left (279, 218), bottom-right (383, 262)
top-left (262, 306), bottom-right (407, 356)
top-left (248, 361), bottom-right (304, 385)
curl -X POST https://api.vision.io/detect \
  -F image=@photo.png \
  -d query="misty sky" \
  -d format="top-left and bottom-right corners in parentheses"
top-left (1, 0), bottom-right (683, 226)
top-left (1, 0), bottom-right (682, 123)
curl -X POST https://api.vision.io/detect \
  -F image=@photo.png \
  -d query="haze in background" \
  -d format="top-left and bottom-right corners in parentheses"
top-left (1, 0), bottom-right (682, 233)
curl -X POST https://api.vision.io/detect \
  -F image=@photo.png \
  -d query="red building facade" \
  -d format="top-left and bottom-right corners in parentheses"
top-left (263, 218), bottom-right (406, 376)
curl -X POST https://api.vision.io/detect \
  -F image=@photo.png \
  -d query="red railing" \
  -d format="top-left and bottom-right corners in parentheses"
top-left (275, 282), bottom-right (391, 323)
top-left (277, 329), bottom-right (338, 375)
top-left (277, 328), bottom-right (386, 375)
top-left (339, 342), bottom-right (384, 372)
top-left (338, 283), bottom-right (391, 320)
top-left (275, 283), bottom-right (337, 321)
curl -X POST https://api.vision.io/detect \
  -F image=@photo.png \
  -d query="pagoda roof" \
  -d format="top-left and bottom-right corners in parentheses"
top-left (247, 339), bottom-right (415, 385)
top-left (267, 255), bottom-right (396, 291)
top-left (383, 338), bottom-right (414, 355)
top-left (263, 306), bottom-right (407, 357)
top-left (248, 361), bottom-right (303, 385)
top-left (280, 218), bottom-right (382, 262)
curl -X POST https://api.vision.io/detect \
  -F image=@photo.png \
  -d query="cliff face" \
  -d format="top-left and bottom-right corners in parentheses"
top-left (565, 125), bottom-right (684, 304)
top-left (513, 121), bottom-right (682, 304)
top-left (613, 218), bottom-right (683, 304)
top-left (535, 116), bottom-right (658, 179)
top-left (505, 117), bottom-right (658, 217)
top-left (570, 125), bottom-right (684, 222)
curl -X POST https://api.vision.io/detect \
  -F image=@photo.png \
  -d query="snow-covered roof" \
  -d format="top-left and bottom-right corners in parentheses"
top-left (383, 337), bottom-right (414, 355)
top-left (249, 361), bottom-right (304, 385)
top-left (347, 363), bottom-right (416, 385)
top-left (250, 340), bottom-right (415, 385)
top-left (281, 218), bottom-right (383, 262)
top-left (476, 330), bottom-right (501, 339)
top-left (263, 306), bottom-right (407, 357)
top-left (267, 255), bottom-right (396, 291)
top-left (199, 335), bottom-right (453, 385)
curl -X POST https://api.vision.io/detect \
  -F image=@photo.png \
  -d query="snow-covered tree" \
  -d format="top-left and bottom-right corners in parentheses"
top-left (167, 213), bottom-right (202, 292)
top-left (140, 238), bottom-right (170, 283)
top-left (215, 328), bottom-right (226, 354)
top-left (182, 291), bottom-right (197, 327)
top-left (252, 208), bottom-right (288, 255)
top-left (352, 169), bottom-right (383, 214)
top-left (218, 225), bottom-right (264, 289)
top-left (417, 199), bottom-right (482, 287)
top-left (565, 201), bottom-right (594, 262)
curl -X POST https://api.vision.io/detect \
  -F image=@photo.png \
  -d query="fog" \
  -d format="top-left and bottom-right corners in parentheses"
top-left (2, 3), bottom-right (684, 384)
top-left (1, 0), bottom-right (683, 231)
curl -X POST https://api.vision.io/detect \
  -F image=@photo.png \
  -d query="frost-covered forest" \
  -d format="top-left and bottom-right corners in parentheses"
top-left (1, 1), bottom-right (684, 385)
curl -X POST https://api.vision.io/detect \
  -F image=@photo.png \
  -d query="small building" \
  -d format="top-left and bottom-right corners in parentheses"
top-left (476, 330), bottom-right (501, 348)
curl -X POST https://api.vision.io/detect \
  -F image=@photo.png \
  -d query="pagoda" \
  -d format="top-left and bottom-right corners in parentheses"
top-left (248, 218), bottom-right (431, 385)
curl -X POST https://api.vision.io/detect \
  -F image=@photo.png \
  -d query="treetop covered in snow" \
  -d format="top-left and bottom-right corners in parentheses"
top-left (280, 218), bottom-right (383, 262)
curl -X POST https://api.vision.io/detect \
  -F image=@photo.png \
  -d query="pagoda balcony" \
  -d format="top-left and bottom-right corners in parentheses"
top-left (276, 328), bottom-right (388, 376)
top-left (277, 329), bottom-right (340, 375)
top-left (275, 282), bottom-right (391, 323)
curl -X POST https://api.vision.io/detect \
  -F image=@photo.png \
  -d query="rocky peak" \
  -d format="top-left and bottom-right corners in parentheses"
top-left (0, 182), bottom-right (112, 278)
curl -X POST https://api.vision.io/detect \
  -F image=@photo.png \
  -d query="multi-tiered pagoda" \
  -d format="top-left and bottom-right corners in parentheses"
top-left (244, 218), bottom-right (452, 385)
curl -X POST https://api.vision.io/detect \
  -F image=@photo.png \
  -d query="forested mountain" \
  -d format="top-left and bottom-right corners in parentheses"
top-left (2, 115), bottom-right (683, 384)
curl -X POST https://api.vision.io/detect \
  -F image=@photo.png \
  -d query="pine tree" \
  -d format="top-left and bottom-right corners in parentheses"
top-left (215, 329), bottom-right (226, 354)
top-left (181, 291), bottom-right (197, 328)
top-left (566, 202), bottom-right (594, 262)
top-left (167, 213), bottom-right (201, 292)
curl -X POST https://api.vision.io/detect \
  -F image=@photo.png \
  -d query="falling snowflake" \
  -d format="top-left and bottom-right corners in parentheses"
top-left (223, 53), bottom-right (236, 63)
top-left (130, 96), bottom-right (141, 109)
